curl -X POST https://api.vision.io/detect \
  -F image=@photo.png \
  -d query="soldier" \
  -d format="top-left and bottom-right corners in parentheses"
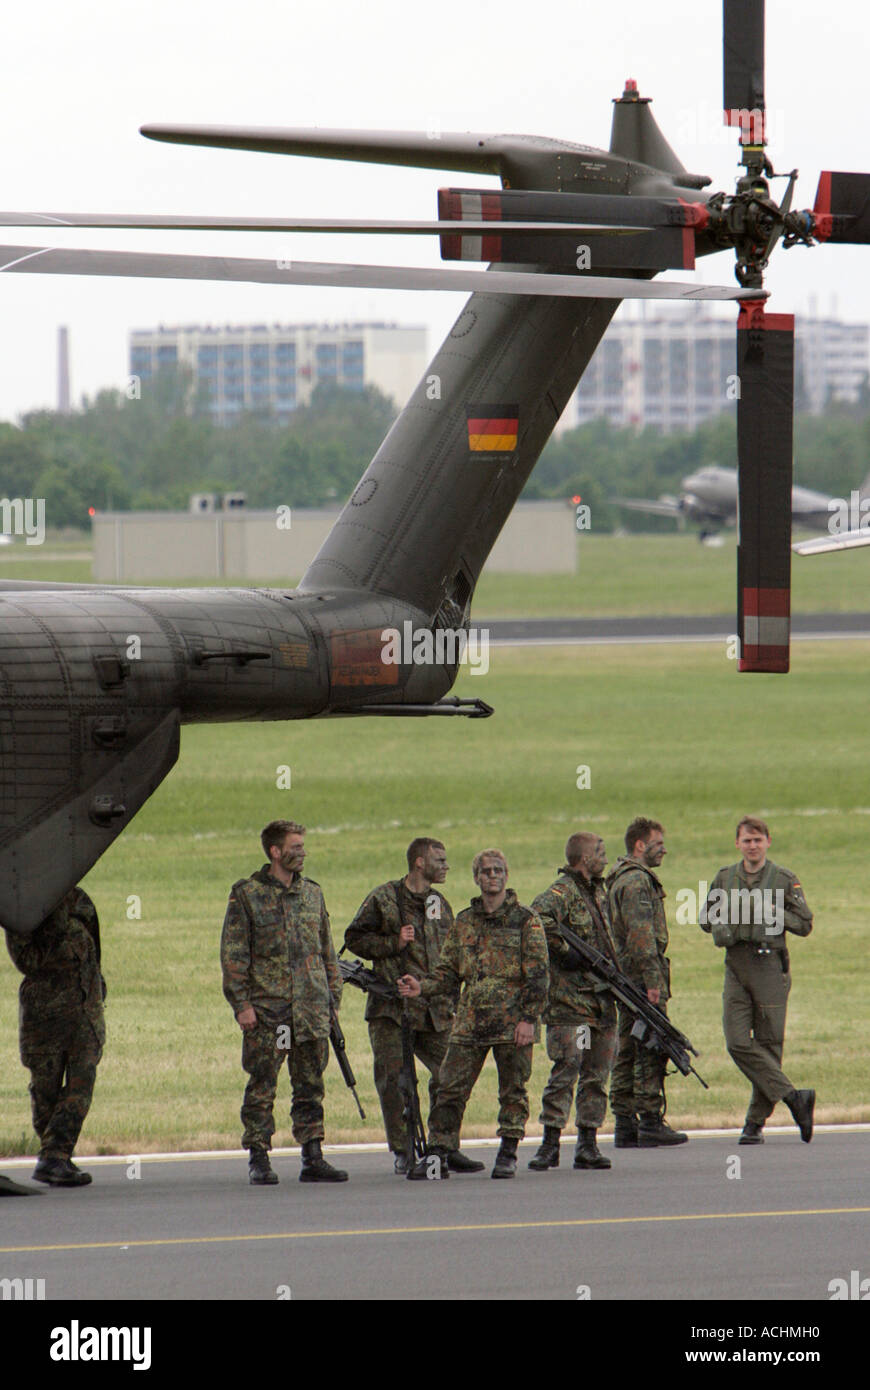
top-left (344, 838), bottom-right (483, 1174)
top-left (4, 886), bottom-right (105, 1187)
top-left (221, 819), bottom-right (348, 1184)
top-left (398, 849), bottom-right (549, 1179)
top-left (701, 816), bottom-right (815, 1144)
top-left (527, 832), bottom-right (618, 1172)
top-left (607, 818), bottom-right (688, 1148)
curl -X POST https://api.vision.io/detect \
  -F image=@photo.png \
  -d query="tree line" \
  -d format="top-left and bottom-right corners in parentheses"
top-left (1, 366), bottom-right (868, 532)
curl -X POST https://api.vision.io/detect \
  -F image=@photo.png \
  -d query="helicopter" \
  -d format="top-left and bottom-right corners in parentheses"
top-left (1, 0), bottom-right (868, 933)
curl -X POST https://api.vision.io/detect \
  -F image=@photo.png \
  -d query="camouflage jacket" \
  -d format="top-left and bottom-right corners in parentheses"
top-left (418, 889), bottom-right (549, 1045)
top-left (607, 856), bottom-right (670, 999)
top-left (532, 868), bottom-right (617, 1024)
top-left (220, 865), bottom-right (341, 1042)
top-left (343, 879), bottom-right (456, 1031)
top-left (5, 887), bottom-right (106, 1052)
top-left (701, 860), bottom-right (813, 950)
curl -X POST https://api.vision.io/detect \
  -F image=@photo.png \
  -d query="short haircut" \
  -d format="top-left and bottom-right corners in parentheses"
top-left (472, 847), bottom-right (508, 879)
top-left (406, 837), bottom-right (445, 871)
top-left (736, 815), bottom-right (770, 840)
top-left (624, 817), bottom-right (664, 854)
top-left (565, 831), bottom-right (601, 866)
top-left (261, 820), bottom-right (306, 857)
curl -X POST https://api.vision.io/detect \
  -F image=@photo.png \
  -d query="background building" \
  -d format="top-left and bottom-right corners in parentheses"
top-left (568, 306), bottom-right (870, 432)
top-left (92, 501), bottom-right (577, 582)
top-left (129, 321), bottom-right (428, 423)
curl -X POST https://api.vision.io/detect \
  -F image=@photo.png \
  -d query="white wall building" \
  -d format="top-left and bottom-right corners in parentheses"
top-left (129, 321), bottom-right (428, 424)
top-left (567, 306), bottom-right (869, 432)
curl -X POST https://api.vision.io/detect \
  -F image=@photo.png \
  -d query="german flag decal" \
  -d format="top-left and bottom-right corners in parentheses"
top-left (467, 404), bottom-right (519, 453)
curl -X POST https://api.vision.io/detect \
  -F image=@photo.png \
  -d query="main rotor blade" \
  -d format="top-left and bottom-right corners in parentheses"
top-left (0, 211), bottom-right (647, 236)
top-left (736, 303), bottom-right (794, 673)
top-left (813, 172), bottom-right (870, 243)
top-left (0, 244), bottom-right (764, 301)
top-left (723, 0), bottom-right (766, 142)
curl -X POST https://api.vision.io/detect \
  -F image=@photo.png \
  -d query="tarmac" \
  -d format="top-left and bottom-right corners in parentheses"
top-left (2, 1127), bottom-right (868, 1301)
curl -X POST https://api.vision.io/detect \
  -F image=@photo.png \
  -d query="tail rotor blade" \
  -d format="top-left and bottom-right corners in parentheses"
top-left (736, 304), bottom-right (794, 673)
top-left (813, 172), bottom-right (870, 243)
top-left (723, 0), bottom-right (766, 143)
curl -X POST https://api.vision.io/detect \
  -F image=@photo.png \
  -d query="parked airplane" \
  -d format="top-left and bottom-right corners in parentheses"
top-left (615, 465), bottom-right (862, 539)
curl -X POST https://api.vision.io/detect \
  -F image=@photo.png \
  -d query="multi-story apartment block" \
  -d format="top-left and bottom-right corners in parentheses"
top-left (129, 321), bottom-right (428, 424)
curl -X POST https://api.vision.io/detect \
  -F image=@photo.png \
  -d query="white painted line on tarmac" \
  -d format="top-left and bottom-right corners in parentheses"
top-left (2, 1123), bottom-right (867, 1168)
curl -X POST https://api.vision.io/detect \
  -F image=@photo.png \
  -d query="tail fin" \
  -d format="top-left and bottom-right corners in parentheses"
top-left (298, 290), bottom-right (618, 620)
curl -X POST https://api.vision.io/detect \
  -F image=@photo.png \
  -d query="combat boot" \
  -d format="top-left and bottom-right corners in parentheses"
top-left (638, 1113), bottom-right (688, 1147)
top-left (491, 1137), bottom-right (518, 1179)
top-left (393, 1152), bottom-right (410, 1175)
top-left (528, 1125), bottom-right (561, 1170)
top-left (784, 1088), bottom-right (815, 1143)
top-left (299, 1139), bottom-right (348, 1182)
top-left (447, 1149), bottom-right (485, 1173)
top-left (613, 1114), bottom-right (639, 1148)
top-left (248, 1147), bottom-right (278, 1185)
top-left (408, 1146), bottom-right (449, 1180)
top-left (33, 1154), bottom-right (92, 1187)
top-left (739, 1122), bottom-right (765, 1145)
top-left (573, 1127), bottom-right (611, 1169)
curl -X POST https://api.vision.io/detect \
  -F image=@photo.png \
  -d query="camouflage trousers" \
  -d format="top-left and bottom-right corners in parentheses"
top-left (240, 1020), bottom-right (328, 1150)
top-left (609, 1000), bottom-right (668, 1118)
top-left (539, 1007), bottom-right (617, 1130)
top-left (22, 1015), bottom-right (103, 1160)
top-left (368, 1017), bottom-right (449, 1154)
top-left (723, 948), bottom-right (793, 1125)
top-left (427, 1039), bottom-right (534, 1150)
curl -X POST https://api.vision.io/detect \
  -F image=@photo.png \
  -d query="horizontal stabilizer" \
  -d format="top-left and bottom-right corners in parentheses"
top-left (793, 529), bottom-right (870, 556)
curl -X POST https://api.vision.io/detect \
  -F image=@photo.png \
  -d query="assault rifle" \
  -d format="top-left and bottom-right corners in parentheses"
top-left (338, 955), bottom-right (428, 1170)
top-left (557, 924), bottom-right (708, 1089)
top-left (329, 1005), bottom-right (365, 1119)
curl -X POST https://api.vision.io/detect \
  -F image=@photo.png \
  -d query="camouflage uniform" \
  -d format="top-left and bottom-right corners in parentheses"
top-left (5, 888), bottom-right (105, 1160)
top-left (221, 865), bottom-right (342, 1149)
top-left (532, 868), bottom-right (618, 1130)
top-left (416, 890), bottom-right (549, 1149)
top-left (344, 880), bottom-right (455, 1153)
top-left (701, 860), bottom-right (812, 1125)
top-left (607, 855), bottom-right (671, 1119)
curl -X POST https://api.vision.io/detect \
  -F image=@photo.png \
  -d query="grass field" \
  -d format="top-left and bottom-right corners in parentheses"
top-left (2, 531), bottom-right (869, 615)
top-left (2, 637), bottom-right (868, 1156)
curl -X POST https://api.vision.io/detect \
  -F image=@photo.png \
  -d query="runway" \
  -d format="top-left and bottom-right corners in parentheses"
top-left (2, 1129), bottom-right (868, 1302)
top-left (482, 613), bottom-right (870, 646)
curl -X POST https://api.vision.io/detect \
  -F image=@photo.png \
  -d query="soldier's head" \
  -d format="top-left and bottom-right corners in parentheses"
top-left (624, 817), bottom-right (666, 868)
top-left (472, 848), bottom-right (508, 896)
top-left (566, 831), bottom-right (607, 879)
top-left (261, 819), bottom-right (306, 875)
top-left (735, 816), bottom-right (771, 869)
top-left (406, 837), bottom-right (448, 884)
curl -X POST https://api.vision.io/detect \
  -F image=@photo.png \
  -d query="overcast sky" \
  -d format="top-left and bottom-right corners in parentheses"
top-left (2, 0), bottom-right (868, 421)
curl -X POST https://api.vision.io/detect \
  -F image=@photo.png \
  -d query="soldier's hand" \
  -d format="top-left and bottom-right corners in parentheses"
top-left (514, 1021), bottom-right (535, 1046)
top-left (397, 974), bottom-right (421, 997)
top-left (646, 987), bottom-right (661, 1005)
top-left (236, 1005), bottom-right (258, 1031)
top-left (399, 923), bottom-right (415, 944)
